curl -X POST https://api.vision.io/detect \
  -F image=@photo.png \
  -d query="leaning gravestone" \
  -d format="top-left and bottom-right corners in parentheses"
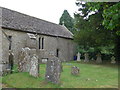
top-left (45, 53), bottom-right (62, 84)
top-left (111, 56), bottom-right (116, 64)
top-left (71, 66), bottom-right (80, 75)
top-left (29, 54), bottom-right (39, 77)
top-left (84, 53), bottom-right (89, 62)
top-left (77, 52), bottom-right (81, 61)
top-left (18, 47), bottom-right (31, 72)
top-left (96, 53), bottom-right (102, 64)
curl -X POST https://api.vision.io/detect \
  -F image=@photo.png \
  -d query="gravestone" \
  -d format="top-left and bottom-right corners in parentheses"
top-left (111, 56), bottom-right (116, 64)
top-left (18, 33), bottom-right (38, 72)
top-left (84, 53), bottom-right (89, 62)
top-left (45, 54), bottom-right (62, 84)
top-left (18, 47), bottom-right (31, 72)
top-left (77, 52), bottom-right (81, 61)
top-left (91, 58), bottom-right (94, 61)
top-left (96, 53), bottom-right (102, 64)
top-left (71, 66), bottom-right (79, 75)
top-left (29, 54), bottom-right (39, 77)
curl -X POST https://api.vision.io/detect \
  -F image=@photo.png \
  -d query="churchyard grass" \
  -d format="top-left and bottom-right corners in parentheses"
top-left (2, 61), bottom-right (118, 88)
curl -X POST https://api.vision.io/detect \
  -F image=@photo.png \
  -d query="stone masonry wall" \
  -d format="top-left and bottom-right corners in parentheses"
top-left (0, 28), bottom-right (2, 75)
top-left (1, 28), bottom-right (75, 64)
top-left (0, 28), bottom-right (10, 75)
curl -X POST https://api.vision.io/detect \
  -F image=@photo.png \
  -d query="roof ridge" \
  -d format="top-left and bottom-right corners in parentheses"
top-left (0, 7), bottom-right (59, 26)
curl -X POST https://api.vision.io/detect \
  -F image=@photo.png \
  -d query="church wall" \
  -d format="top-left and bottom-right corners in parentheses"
top-left (0, 28), bottom-right (3, 75)
top-left (1, 28), bottom-right (75, 64)
top-left (0, 28), bottom-right (10, 75)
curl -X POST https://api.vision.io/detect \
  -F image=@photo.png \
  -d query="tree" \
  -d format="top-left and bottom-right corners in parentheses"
top-left (74, 1), bottom-right (114, 59)
top-left (86, 2), bottom-right (120, 61)
top-left (59, 10), bottom-right (74, 32)
top-left (87, 2), bottom-right (120, 34)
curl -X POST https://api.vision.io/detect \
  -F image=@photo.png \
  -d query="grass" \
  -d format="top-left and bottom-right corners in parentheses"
top-left (2, 61), bottom-right (118, 88)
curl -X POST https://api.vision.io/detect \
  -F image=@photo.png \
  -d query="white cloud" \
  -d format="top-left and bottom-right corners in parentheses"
top-left (0, 0), bottom-right (77, 24)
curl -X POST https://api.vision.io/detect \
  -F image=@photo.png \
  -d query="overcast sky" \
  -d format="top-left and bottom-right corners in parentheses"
top-left (0, 0), bottom-right (78, 24)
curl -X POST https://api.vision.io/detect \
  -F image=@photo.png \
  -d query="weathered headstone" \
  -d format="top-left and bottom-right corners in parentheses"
top-left (111, 56), bottom-right (116, 64)
top-left (18, 33), bottom-right (38, 73)
top-left (91, 58), bottom-right (94, 61)
top-left (71, 66), bottom-right (79, 75)
top-left (18, 47), bottom-right (31, 72)
top-left (96, 53), bottom-right (102, 64)
top-left (77, 52), bottom-right (81, 61)
top-left (29, 54), bottom-right (39, 77)
top-left (84, 53), bottom-right (89, 62)
top-left (45, 54), bottom-right (62, 84)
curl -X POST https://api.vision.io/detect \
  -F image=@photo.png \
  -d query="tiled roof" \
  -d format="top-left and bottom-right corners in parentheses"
top-left (0, 7), bottom-right (73, 39)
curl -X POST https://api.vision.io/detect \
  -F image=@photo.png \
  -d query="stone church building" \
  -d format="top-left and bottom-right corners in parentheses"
top-left (0, 7), bottom-right (75, 74)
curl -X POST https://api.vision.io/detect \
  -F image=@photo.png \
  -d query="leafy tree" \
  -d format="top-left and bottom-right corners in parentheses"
top-left (74, 1), bottom-right (115, 60)
top-left (87, 2), bottom-right (120, 34)
top-left (59, 10), bottom-right (74, 32)
top-left (86, 2), bottom-right (120, 61)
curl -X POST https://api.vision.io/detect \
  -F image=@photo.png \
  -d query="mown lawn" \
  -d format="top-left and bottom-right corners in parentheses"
top-left (2, 61), bottom-right (118, 88)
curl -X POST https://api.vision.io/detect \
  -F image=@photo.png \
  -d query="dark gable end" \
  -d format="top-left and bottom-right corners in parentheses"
top-left (1, 7), bottom-right (73, 39)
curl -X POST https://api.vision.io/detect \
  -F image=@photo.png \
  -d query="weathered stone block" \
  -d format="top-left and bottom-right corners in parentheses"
top-left (84, 53), bottom-right (89, 62)
top-left (71, 66), bottom-right (79, 75)
top-left (111, 56), bottom-right (116, 64)
top-left (29, 54), bottom-right (39, 77)
top-left (77, 52), bottom-right (81, 61)
top-left (18, 47), bottom-right (31, 72)
top-left (96, 53), bottom-right (102, 64)
top-left (45, 56), bottom-right (62, 84)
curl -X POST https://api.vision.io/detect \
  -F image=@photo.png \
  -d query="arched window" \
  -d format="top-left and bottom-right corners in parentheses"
top-left (39, 37), bottom-right (44, 49)
top-left (8, 36), bottom-right (12, 50)
top-left (56, 49), bottom-right (59, 57)
top-left (42, 37), bottom-right (44, 49)
top-left (39, 37), bottom-right (41, 49)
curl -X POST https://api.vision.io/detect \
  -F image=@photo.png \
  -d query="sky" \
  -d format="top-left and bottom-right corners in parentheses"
top-left (0, 0), bottom-right (78, 24)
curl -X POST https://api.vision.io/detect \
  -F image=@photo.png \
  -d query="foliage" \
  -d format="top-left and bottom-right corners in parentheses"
top-left (74, 2), bottom-right (114, 55)
top-left (86, 2), bottom-right (120, 61)
top-left (59, 10), bottom-right (74, 32)
top-left (2, 62), bottom-right (118, 88)
top-left (87, 2), bottom-right (120, 35)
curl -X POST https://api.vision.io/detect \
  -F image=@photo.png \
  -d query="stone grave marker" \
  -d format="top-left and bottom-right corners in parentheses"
top-left (111, 56), bottom-right (116, 64)
top-left (91, 58), bottom-right (94, 61)
top-left (29, 54), bottom-right (39, 77)
top-left (96, 53), bottom-right (102, 64)
top-left (18, 47), bottom-right (31, 72)
top-left (84, 53), bottom-right (89, 62)
top-left (77, 52), bottom-right (81, 61)
top-left (71, 66), bottom-right (80, 75)
top-left (45, 54), bottom-right (62, 84)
